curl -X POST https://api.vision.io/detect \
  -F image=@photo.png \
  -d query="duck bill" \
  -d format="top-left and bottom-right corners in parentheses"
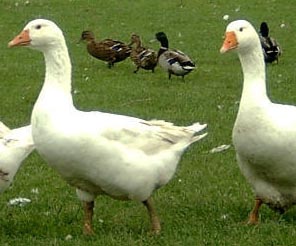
top-left (220, 31), bottom-right (238, 53)
top-left (77, 36), bottom-right (85, 44)
top-left (8, 30), bottom-right (31, 48)
top-left (149, 38), bottom-right (157, 43)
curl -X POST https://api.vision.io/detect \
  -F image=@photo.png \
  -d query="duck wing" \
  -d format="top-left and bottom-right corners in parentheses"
top-left (164, 49), bottom-right (195, 68)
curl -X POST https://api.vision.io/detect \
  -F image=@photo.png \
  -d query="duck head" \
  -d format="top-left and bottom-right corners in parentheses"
top-left (79, 30), bottom-right (95, 42)
top-left (129, 33), bottom-right (141, 46)
top-left (259, 22), bottom-right (269, 38)
top-left (155, 32), bottom-right (169, 48)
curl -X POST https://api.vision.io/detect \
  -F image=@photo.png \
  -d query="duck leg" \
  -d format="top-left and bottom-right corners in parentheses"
top-left (248, 198), bottom-right (263, 225)
top-left (83, 201), bottom-right (95, 235)
top-left (142, 197), bottom-right (161, 234)
top-left (107, 61), bottom-right (115, 68)
top-left (133, 66), bottom-right (140, 73)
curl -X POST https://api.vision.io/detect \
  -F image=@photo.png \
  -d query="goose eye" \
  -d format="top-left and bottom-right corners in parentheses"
top-left (239, 27), bottom-right (244, 32)
top-left (35, 25), bottom-right (42, 30)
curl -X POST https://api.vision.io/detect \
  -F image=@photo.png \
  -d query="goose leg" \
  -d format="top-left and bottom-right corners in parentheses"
top-left (248, 198), bottom-right (263, 225)
top-left (83, 201), bottom-right (95, 235)
top-left (142, 197), bottom-right (161, 234)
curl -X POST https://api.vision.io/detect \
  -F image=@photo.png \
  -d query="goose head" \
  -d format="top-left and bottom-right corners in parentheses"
top-left (8, 19), bottom-right (65, 52)
top-left (220, 20), bottom-right (261, 54)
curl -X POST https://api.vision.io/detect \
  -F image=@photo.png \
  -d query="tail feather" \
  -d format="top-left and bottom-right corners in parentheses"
top-left (183, 65), bottom-right (195, 71)
top-left (191, 132), bottom-right (207, 144)
top-left (186, 122), bottom-right (207, 146)
top-left (0, 121), bottom-right (10, 138)
top-left (187, 122), bottom-right (207, 133)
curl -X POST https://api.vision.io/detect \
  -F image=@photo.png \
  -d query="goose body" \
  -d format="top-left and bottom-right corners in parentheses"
top-left (80, 30), bottom-right (131, 68)
top-left (129, 33), bottom-right (157, 73)
top-left (0, 123), bottom-right (34, 193)
top-left (9, 19), bottom-right (207, 234)
top-left (221, 20), bottom-right (296, 223)
top-left (155, 32), bottom-right (195, 79)
top-left (259, 22), bottom-right (281, 63)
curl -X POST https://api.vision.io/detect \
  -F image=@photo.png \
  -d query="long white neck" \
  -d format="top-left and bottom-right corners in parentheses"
top-left (35, 41), bottom-right (73, 110)
top-left (238, 42), bottom-right (270, 109)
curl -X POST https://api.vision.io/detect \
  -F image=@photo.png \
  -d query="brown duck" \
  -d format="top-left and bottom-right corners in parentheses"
top-left (80, 31), bottom-right (131, 68)
top-left (129, 34), bottom-right (157, 73)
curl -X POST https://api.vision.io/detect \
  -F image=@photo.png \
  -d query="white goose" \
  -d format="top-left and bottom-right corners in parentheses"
top-left (220, 20), bottom-right (296, 224)
top-left (8, 19), bottom-right (207, 234)
top-left (0, 122), bottom-right (34, 193)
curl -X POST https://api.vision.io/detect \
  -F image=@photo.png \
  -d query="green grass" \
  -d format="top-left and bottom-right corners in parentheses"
top-left (1, 0), bottom-right (296, 245)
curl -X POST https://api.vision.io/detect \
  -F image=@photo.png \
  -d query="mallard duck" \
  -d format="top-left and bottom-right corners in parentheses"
top-left (221, 20), bottom-right (296, 224)
top-left (9, 19), bottom-right (207, 235)
top-left (79, 30), bottom-right (131, 68)
top-left (0, 123), bottom-right (34, 193)
top-left (155, 32), bottom-right (195, 79)
top-left (259, 22), bottom-right (281, 63)
top-left (129, 33), bottom-right (157, 73)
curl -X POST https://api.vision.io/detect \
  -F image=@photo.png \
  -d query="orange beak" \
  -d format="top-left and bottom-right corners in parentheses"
top-left (220, 31), bottom-right (238, 53)
top-left (8, 29), bottom-right (31, 48)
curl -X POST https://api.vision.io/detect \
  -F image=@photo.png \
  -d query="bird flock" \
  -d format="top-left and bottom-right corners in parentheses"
top-left (0, 17), bottom-right (289, 236)
top-left (79, 29), bottom-right (196, 79)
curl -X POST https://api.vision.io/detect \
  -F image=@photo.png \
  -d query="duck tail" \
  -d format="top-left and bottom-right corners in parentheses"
top-left (182, 61), bottom-right (196, 71)
top-left (183, 65), bottom-right (195, 71)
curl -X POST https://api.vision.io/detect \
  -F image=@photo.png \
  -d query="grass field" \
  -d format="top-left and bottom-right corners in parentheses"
top-left (1, 0), bottom-right (296, 245)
